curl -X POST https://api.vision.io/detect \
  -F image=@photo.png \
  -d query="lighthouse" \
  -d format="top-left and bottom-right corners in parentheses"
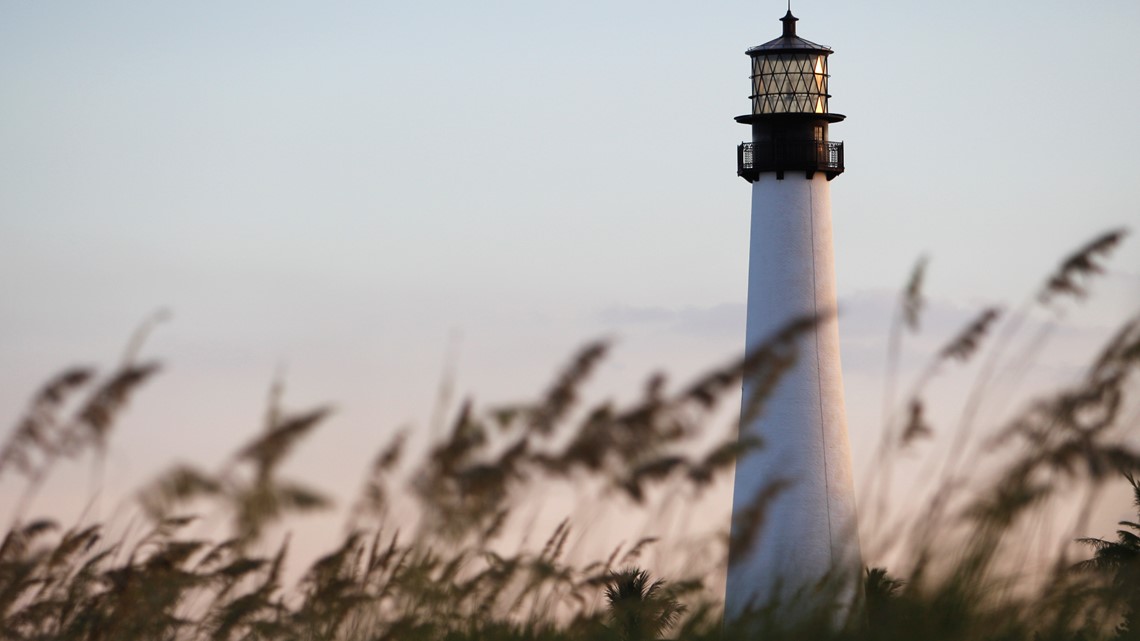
top-left (726, 10), bottom-right (862, 620)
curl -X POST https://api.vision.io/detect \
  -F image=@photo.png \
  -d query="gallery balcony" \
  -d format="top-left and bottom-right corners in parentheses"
top-left (737, 140), bottom-right (844, 182)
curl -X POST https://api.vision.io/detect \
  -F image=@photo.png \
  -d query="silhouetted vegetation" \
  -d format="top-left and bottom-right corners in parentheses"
top-left (0, 229), bottom-right (1136, 640)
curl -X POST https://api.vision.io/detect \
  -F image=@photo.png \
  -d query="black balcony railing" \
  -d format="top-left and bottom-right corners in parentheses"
top-left (737, 140), bottom-right (844, 181)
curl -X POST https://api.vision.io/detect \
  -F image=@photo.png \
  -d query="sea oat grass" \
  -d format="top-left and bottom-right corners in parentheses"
top-left (0, 230), bottom-right (1137, 640)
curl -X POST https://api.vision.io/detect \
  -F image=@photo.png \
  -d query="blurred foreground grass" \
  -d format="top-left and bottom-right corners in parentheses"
top-left (0, 229), bottom-right (1137, 640)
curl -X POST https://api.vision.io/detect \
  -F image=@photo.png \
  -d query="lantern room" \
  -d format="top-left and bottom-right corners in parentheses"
top-left (748, 12), bottom-right (830, 115)
top-left (736, 11), bottom-right (845, 182)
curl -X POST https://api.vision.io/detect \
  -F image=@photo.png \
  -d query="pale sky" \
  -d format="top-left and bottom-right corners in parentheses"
top-left (1, 0), bottom-right (1138, 568)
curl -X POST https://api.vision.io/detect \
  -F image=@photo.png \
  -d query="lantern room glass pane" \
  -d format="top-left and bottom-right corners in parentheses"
top-left (750, 52), bottom-right (830, 115)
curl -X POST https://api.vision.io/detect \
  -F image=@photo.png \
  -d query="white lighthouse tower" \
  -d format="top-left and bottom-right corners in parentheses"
top-left (726, 10), bottom-right (862, 620)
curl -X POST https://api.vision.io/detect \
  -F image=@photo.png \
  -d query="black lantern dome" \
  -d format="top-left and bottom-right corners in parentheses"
top-left (736, 11), bottom-right (845, 181)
